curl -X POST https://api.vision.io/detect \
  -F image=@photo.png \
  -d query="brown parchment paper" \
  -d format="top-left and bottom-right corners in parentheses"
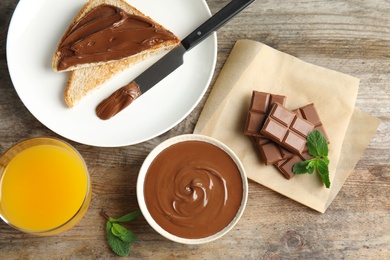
top-left (194, 40), bottom-right (380, 213)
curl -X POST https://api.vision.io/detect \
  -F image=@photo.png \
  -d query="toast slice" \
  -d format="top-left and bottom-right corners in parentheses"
top-left (64, 40), bottom-right (177, 107)
top-left (52, 0), bottom-right (180, 107)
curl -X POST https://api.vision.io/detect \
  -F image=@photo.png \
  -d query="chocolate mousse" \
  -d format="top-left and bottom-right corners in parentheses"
top-left (143, 140), bottom-right (244, 239)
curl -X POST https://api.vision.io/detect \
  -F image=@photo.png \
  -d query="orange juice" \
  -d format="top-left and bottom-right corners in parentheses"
top-left (0, 138), bottom-right (91, 235)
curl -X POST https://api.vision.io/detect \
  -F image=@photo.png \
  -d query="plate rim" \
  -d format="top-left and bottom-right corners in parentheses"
top-left (6, 0), bottom-right (217, 147)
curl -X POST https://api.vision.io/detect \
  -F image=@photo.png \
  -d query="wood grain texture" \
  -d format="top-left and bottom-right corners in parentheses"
top-left (1, 0), bottom-right (389, 259)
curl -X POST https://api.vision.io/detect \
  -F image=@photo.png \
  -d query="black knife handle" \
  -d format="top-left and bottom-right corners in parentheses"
top-left (181, 0), bottom-right (255, 51)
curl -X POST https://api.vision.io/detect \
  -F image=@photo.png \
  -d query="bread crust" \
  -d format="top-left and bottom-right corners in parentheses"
top-left (53, 0), bottom-right (180, 107)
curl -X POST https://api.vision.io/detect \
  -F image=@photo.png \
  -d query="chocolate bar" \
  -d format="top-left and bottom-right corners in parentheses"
top-left (244, 91), bottom-right (286, 137)
top-left (243, 91), bottom-right (330, 179)
top-left (256, 104), bottom-right (329, 167)
top-left (260, 103), bottom-right (315, 154)
top-left (274, 104), bottom-right (330, 179)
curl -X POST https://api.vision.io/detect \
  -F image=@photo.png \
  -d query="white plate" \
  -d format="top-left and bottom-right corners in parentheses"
top-left (7, 0), bottom-right (217, 147)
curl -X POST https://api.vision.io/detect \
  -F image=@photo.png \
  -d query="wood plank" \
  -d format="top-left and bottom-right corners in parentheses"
top-left (0, 0), bottom-right (389, 258)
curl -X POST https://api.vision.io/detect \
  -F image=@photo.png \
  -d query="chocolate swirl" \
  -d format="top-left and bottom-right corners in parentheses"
top-left (158, 164), bottom-right (228, 228)
top-left (144, 141), bottom-right (243, 239)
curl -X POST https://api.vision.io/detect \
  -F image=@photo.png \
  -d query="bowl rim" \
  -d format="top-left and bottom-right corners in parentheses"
top-left (136, 134), bottom-right (248, 244)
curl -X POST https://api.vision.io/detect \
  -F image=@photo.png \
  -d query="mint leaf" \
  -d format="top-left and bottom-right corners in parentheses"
top-left (322, 156), bottom-right (330, 165)
top-left (293, 160), bottom-right (311, 174)
top-left (110, 210), bottom-right (142, 223)
top-left (111, 223), bottom-right (137, 243)
top-left (306, 160), bottom-right (316, 174)
top-left (292, 130), bottom-right (331, 188)
top-left (106, 221), bottom-right (131, 257)
top-left (100, 210), bottom-right (141, 257)
top-left (293, 159), bottom-right (317, 174)
top-left (307, 130), bottom-right (328, 157)
top-left (317, 158), bottom-right (331, 188)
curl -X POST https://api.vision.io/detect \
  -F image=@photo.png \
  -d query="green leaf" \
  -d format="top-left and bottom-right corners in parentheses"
top-left (106, 221), bottom-right (112, 234)
top-left (293, 158), bottom-right (317, 175)
top-left (292, 129), bottom-right (331, 188)
top-left (322, 156), bottom-right (330, 165)
top-left (317, 158), bottom-right (331, 188)
top-left (110, 210), bottom-right (142, 223)
top-left (124, 229), bottom-right (137, 244)
top-left (306, 160), bottom-right (316, 174)
top-left (111, 223), bottom-right (137, 243)
top-left (102, 210), bottom-right (141, 257)
top-left (293, 160), bottom-right (311, 174)
top-left (111, 223), bottom-right (127, 238)
top-left (106, 221), bottom-right (131, 257)
top-left (307, 130), bottom-right (328, 157)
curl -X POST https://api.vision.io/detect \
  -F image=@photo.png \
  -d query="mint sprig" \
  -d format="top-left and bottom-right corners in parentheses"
top-left (293, 130), bottom-right (331, 188)
top-left (100, 210), bottom-right (142, 257)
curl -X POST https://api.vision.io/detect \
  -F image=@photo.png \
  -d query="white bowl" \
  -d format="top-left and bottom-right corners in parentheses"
top-left (137, 134), bottom-right (248, 244)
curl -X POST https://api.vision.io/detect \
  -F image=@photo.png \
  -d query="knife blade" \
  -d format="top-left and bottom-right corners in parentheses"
top-left (96, 0), bottom-right (255, 120)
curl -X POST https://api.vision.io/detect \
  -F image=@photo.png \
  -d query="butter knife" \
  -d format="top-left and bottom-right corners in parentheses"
top-left (96, 0), bottom-right (255, 120)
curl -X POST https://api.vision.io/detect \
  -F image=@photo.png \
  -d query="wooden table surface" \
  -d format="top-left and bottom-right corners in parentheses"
top-left (1, 0), bottom-right (389, 259)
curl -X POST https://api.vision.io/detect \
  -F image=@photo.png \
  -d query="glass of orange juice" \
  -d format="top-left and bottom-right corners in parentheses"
top-left (0, 137), bottom-right (91, 236)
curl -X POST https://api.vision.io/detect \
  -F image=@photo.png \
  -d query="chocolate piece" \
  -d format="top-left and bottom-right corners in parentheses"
top-left (244, 91), bottom-right (288, 164)
top-left (293, 103), bottom-right (329, 143)
top-left (274, 152), bottom-right (310, 179)
top-left (254, 137), bottom-right (293, 165)
top-left (244, 91), bottom-right (286, 137)
top-left (260, 103), bottom-right (315, 154)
